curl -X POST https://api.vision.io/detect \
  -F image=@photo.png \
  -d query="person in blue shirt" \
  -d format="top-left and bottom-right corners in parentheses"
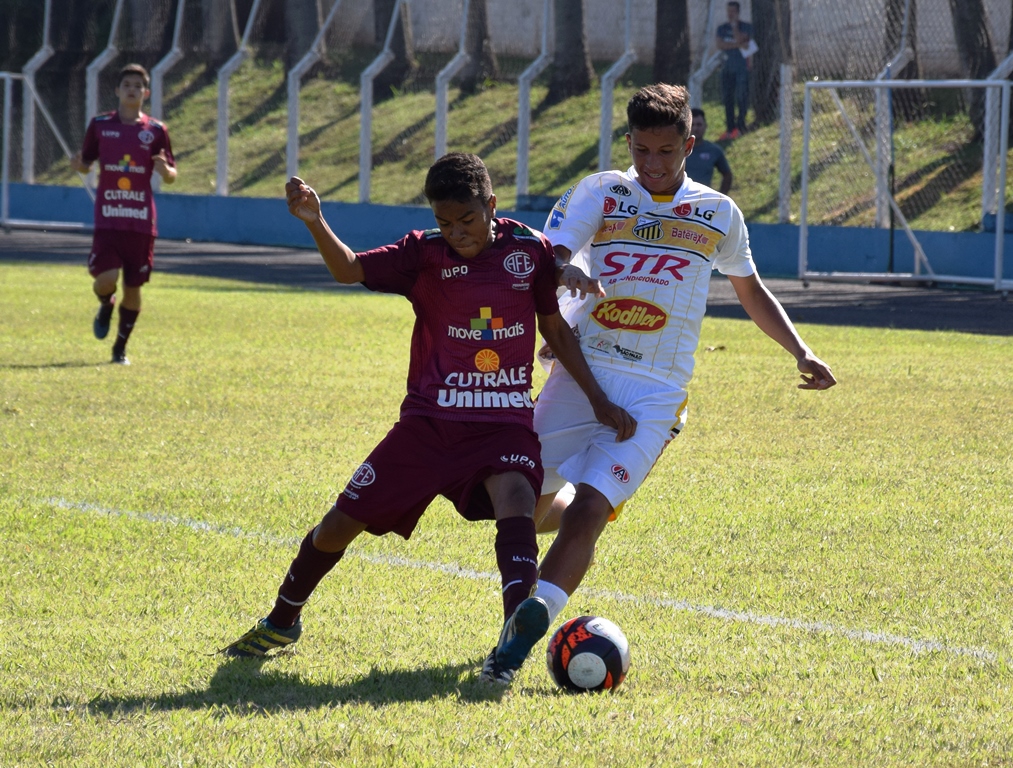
top-left (715, 1), bottom-right (753, 139)
top-left (684, 108), bottom-right (733, 194)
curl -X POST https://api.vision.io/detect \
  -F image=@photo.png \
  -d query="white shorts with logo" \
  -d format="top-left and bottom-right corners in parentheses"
top-left (533, 364), bottom-right (688, 510)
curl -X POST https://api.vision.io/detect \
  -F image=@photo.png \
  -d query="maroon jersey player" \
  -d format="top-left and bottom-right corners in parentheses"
top-left (220, 154), bottom-right (635, 686)
top-left (71, 63), bottom-right (177, 365)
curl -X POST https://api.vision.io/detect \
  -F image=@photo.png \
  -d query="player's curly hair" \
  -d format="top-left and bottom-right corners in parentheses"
top-left (627, 84), bottom-right (692, 140)
top-left (118, 63), bottom-right (150, 88)
top-left (424, 152), bottom-right (493, 204)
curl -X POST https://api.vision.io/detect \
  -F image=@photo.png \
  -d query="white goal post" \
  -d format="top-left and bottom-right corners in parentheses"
top-left (1, 71), bottom-right (94, 231)
top-left (799, 78), bottom-right (1011, 293)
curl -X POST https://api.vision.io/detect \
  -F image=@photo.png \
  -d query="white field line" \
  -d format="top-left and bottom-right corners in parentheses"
top-left (45, 498), bottom-right (998, 663)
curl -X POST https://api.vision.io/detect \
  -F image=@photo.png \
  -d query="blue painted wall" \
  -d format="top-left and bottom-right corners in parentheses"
top-left (8, 182), bottom-right (1009, 280)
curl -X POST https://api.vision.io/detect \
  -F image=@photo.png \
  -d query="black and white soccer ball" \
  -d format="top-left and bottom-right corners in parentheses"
top-left (546, 615), bottom-right (630, 692)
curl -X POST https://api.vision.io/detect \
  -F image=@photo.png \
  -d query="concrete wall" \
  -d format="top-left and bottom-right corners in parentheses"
top-left (378, 0), bottom-right (1010, 78)
top-left (7, 183), bottom-right (1008, 281)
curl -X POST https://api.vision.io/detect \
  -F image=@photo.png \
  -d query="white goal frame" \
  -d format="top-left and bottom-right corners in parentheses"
top-left (1, 71), bottom-right (94, 231)
top-left (799, 78), bottom-right (1011, 292)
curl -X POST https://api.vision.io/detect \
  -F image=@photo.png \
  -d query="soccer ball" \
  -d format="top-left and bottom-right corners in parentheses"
top-left (546, 615), bottom-right (630, 692)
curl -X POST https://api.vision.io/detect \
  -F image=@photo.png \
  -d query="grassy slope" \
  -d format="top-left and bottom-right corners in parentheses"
top-left (36, 57), bottom-right (1012, 231)
top-left (2, 264), bottom-right (1013, 765)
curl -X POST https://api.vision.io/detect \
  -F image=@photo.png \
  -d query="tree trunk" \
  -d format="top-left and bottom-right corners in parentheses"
top-left (653, 0), bottom-right (691, 86)
top-left (373, 0), bottom-right (418, 99)
top-left (947, 0), bottom-right (997, 139)
top-left (750, 0), bottom-right (791, 125)
top-left (202, 0), bottom-right (240, 63)
top-left (886, 0), bottom-right (923, 121)
top-left (459, 0), bottom-right (499, 93)
top-left (546, 0), bottom-right (593, 105)
top-left (285, 0), bottom-right (322, 69)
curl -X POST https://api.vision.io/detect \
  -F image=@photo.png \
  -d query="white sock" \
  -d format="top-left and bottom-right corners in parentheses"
top-left (534, 579), bottom-right (570, 626)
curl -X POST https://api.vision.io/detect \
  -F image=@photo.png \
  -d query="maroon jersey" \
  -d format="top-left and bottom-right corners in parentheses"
top-left (81, 111), bottom-right (175, 235)
top-left (359, 218), bottom-right (559, 427)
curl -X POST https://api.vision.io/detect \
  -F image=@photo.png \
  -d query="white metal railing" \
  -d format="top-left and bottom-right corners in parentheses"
top-left (84, 0), bottom-right (126, 129)
top-left (2, 72), bottom-right (94, 230)
top-left (216, 0), bottom-right (265, 196)
top-left (799, 79), bottom-right (1010, 292)
top-left (598, 0), bottom-right (635, 172)
top-left (20, 0), bottom-right (53, 184)
top-left (515, 0), bottom-right (553, 206)
top-left (777, 62), bottom-right (792, 223)
top-left (982, 51), bottom-right (1013, 224)
top-left (358, 0), bottom-right (406, 203)
top-left (150, 0), bottom-right (188, 120)
top-left (434, 0), bottom-right (471, 160)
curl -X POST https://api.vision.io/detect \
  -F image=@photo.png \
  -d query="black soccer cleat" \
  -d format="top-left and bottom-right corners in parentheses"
top-left (93, 297), bottom-right (115, 339)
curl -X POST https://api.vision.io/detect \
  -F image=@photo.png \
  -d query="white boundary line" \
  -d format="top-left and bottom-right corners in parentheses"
top-left (44, 498), bottom-right (998, 663)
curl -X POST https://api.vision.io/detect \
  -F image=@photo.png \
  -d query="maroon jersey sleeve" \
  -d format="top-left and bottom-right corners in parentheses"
top-left (532, 234), bottom-right (560, 316)
top-left (358, 233), bottom-right (423, 296)
top-left (154, 122), bottom-right (175, 168)
top-left (81, 118), bottom-right (99, 164)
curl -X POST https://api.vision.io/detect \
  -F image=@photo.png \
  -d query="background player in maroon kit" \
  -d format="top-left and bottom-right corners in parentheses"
top-left (221, 154), bottom-right (635, 685)
top-left (71, 63), bottom-right (176, 365)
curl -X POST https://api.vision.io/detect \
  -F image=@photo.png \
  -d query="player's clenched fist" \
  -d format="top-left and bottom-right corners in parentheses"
top-left (286, 176), bottom-right (321, 223)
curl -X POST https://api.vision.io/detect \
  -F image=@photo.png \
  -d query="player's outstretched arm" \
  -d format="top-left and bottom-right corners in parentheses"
top-left (286, 176), bottom-right (364, 284)
top-left (554, 244), bottom-right (604, 299)
top-left (537, 311), bottom-right (637, 441)
top-left (727, 272), bottom-right (836, 390)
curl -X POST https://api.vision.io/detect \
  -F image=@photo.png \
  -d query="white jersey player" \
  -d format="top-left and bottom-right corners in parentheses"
top-left (530, 84), bottom-right (837, 627)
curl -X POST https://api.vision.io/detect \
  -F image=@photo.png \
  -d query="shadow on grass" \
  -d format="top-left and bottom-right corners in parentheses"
top-left (82, 654), bottom-right (509, 714)
top-left (1, 360), bottom-right (108, 370)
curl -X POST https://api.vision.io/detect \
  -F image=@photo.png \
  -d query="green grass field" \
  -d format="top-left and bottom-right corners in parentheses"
top-left (2, 263), bottom-right (1013, 766)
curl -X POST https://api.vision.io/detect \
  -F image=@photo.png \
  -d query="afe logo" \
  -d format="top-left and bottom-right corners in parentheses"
top-left (349, 462), bottom-right (376, 487)
top-left (611, 464), bottom-right (630, 483)
top-left (138, 129), bottom-right (155, 146)
top-left (503, 250), bottom-right (535, 278)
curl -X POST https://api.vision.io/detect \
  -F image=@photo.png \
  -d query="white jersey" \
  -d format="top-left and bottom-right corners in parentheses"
top-left (544, 167), bottom-right (755, 388)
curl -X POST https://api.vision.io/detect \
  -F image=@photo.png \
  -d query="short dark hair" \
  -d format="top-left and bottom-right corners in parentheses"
top-left (691, 107), bottom-right (706, 120)
top-left (727, 1), bottom-right (741, 10)
top-left (627, 84), bottom-right (692, 140)
top-left (424, 152), bottom-right (493, 204)
top-left (118, 63), bottom-right (150, 88)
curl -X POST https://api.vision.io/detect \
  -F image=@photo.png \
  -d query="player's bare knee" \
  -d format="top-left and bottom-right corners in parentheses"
top-left (487, 472), bottom-right (536, 520)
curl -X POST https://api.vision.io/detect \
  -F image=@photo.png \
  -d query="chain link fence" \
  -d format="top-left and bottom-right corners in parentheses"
top-left (4, 0), bottom-right (1012, 230)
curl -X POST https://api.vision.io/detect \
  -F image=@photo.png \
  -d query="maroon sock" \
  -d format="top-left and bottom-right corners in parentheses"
top-left (112, 306), bottom-right (140, 355)
top-left (266, 527), bottom-right (345, 628)
top-left (494, 516), bottom-right (538, 621)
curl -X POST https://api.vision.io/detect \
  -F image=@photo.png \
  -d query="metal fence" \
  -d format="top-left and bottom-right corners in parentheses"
top-left (3, 0), bottom-right (1012, 243)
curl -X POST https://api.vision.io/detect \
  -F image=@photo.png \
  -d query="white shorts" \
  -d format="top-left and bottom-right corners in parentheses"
top-left (533, 364), bottom-right (688, 509)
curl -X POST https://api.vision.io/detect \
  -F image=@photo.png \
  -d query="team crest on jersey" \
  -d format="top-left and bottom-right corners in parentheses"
top-left (503, 250), bottom-right (535, 279)
top-left (632, 217), bottom-right (664, 242)
top-left (138, 129), bottom-right (155, 146)
top-left (349, 462), bottom-right (376, 487)
top-left (611, 464), bottom-right (630, 483)
top-left (609, 183), bottom-right (632, 196)
top-left (603, 197), bottom-right (617, 215)
top-left (591, 298), bottom-right (668, 332)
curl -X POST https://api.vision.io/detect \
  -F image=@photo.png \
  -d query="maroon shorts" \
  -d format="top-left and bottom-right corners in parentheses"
top-left (88, 229), bottom-right (156, 287)
top-left (334, 414), bottom-right (544, 539)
